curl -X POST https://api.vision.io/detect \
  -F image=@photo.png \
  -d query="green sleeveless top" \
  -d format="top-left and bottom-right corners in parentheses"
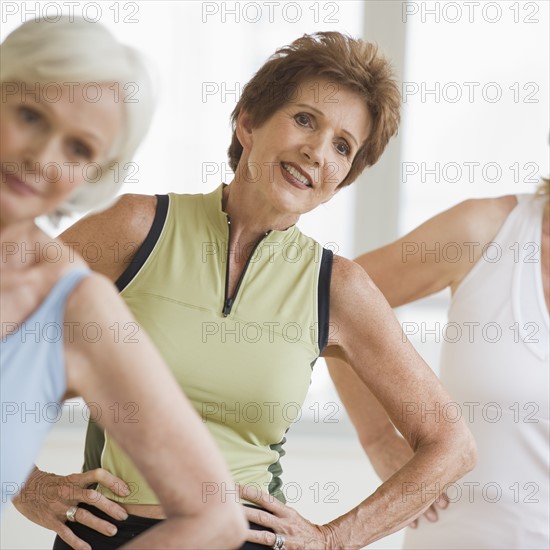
top-left (85, 185), bottom-right (333, 504)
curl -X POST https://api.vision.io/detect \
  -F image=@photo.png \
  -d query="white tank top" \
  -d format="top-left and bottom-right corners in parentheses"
top-left (404, 194), bottom-right (549, 549)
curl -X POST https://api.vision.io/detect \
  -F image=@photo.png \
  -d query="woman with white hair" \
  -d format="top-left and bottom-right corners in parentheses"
top-left (0, 17), bottom-right (246, 550)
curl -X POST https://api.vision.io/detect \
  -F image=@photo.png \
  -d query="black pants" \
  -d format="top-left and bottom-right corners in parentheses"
top-left (52, 502), bottom-right (273, 549)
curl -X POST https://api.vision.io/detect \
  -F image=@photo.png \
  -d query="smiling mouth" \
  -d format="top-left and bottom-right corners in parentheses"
top-left (281, 162), bottom-right (313, 188)
top-left (1, 170), bottom-right (39, 196)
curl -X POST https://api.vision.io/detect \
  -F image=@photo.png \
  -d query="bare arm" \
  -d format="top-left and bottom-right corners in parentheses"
top-left (356, 196), bottom-right (517, 306)
top-left (64, 273), bottom-right (247, 549)
top-left (328, 196), bottom-right (517, 466)
top-left (327, 357), bottom-right (413, 481)
top-left (315, 258), bottom-right (477, 547)
top-left (329, 196), bottom-right (517, 461)
top-left (326, 357), bottom-right (448, 527)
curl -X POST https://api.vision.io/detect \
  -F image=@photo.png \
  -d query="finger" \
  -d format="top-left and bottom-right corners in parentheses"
top-left (243, 506), bottom-right (277, 530)
top-left (424, 506), bottom-right (438, 522)
top-left (435, 492), bottom-right (450, 509)
top-left (239, 485), bottom-right (285, 515)
top-left (408, 519), bottom-right (418, 528)
top-left (75, 469), bottom-right (131, 496)
top-left (93, 469), bottom-right (131, 497)
top-left (56, 523), bottom-right (92, 550)
top-left (244, 527), bottom-right (277, 548)
top-left (79, 489), bottom-right (128, 521)
top-left (73, 506), bottom-right (118, 537)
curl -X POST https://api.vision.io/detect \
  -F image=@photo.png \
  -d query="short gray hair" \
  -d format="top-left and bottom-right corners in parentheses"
top-left (1, 16), bottom-right (155, 223)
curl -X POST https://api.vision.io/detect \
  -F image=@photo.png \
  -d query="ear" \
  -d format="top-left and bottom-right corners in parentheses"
top-left (235, 109), bottom-right (254, 152)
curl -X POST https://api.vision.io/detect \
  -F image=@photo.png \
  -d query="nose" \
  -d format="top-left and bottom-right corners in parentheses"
top-left (21, 134), bottom-right (63, 186)
top-left (300, 133), bottom-right (329, 168)
top-left (22, 133), bottom-right (58, 171)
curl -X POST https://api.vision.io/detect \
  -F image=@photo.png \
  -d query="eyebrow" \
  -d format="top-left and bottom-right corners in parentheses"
top-left (79, 131), bottom-right (103, 147)
top-left (294, 103), bottom-right (360, 149)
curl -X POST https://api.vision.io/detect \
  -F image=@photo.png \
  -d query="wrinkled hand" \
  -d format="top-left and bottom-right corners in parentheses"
top-left (409, 492), bottom-right (450, 528)
top-left (239, 484), bottom-right (336, 549)
top-left (13, 467), bottom-right (131, 550)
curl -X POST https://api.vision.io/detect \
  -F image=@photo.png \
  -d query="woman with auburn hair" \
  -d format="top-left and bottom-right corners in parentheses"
top-left (17, 32), bottom-right (476, 549)
top-left (327, 181), bottom-right (549, 548)
top-left (0, 17), bottom-right (246, 550)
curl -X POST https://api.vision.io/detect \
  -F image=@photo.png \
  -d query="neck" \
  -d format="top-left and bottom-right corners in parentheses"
top-left (222, 178), bottom-right (299, 242)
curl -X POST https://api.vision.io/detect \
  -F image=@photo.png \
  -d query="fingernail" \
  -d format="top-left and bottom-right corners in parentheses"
top-left (108, 526), bottom-right (118, 536)
top-left (117, 511), bottom-right (128, 521)
top-left (121, 485), bottom-right (131, 496)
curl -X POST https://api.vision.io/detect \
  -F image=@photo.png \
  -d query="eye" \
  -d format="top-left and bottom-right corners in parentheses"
top-left (335, 140), bottom-right (351, 156)
top-left (294, 113), bottom-right (312, 127)
top-left (69, 140), bottom-right (93, 160)
top-left (18, 106), bottom-right (42, 125)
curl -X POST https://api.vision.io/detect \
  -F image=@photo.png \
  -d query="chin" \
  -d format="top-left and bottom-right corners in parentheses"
top-left (270, 186), bottom-right (306, 212)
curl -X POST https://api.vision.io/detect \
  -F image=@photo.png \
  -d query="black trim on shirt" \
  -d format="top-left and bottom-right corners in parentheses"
top-left (115, 194), bottom-right (169, 292)
top-left (318, 247), bottom-right (333, 353)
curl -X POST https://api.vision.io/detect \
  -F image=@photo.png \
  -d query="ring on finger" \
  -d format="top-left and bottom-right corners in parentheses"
top-left (272, 533), bottom-right (285, 550)
top-left (65, 505), bottom-right (79, 523)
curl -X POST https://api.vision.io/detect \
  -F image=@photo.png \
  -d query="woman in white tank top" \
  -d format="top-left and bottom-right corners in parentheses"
top-left (328, 187), bottom-right (549, 549)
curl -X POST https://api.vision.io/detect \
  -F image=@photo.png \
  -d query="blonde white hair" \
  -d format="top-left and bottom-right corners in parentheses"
top-left (0, 16), bottom-right (155, 223)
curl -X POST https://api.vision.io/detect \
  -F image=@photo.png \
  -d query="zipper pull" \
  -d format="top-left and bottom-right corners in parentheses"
top-left (223, 298), bottom-right (234, 317)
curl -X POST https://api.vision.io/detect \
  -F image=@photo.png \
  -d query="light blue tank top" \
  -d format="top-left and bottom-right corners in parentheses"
top-left (1, 268), bottom-right (90, 516)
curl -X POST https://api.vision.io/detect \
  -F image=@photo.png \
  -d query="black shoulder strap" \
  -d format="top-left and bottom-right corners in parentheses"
top-left (115, 194), bottom-right (169, 292)
top-left (317, 247), bottom-right (333, 353)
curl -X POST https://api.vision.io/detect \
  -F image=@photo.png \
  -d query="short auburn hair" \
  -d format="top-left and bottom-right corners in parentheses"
top-left (228, 32), bottom-right (401, 187)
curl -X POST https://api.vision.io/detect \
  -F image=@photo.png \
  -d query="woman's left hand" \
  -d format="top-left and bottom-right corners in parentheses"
top-left (239, 484), bottom-right (335, 549)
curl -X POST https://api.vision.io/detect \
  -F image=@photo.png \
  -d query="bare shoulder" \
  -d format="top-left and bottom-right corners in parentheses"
top-left (445, 195), bottom-right (517, 243)
top-left (64, 270), bottom-right (122, 319)
top-left (444, 195), bottom-right (517, 292)
top-left (331, 254), bottom-right (377, 296)
top-left (329, 255), bottom-right (383, 329)
top-left (61, 193), bottom-right (157, 246)
top-left (59, 194), bottom-right (157, 281)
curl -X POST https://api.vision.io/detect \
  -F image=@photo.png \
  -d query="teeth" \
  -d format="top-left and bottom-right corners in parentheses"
top-left (282, 163), bottom-right (310, 186)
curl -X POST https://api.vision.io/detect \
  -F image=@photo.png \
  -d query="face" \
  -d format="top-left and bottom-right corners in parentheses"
top-left (237, 78), bottom-right (371, 216)
top-left (0, 81), bottom-right (123, 225)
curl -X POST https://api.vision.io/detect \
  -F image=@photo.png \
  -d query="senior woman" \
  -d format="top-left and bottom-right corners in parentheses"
top-left (0, 17), bottom-right (246, 550)
top-left (16, 32), bottom-right (476, 549)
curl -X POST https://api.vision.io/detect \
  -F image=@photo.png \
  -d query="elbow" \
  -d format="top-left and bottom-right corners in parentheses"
top-left (450, 423), bottom-right (478, 479)
top-left (169, 495), bottom-right (247, 549)
top-left (227, 504), bottom-right (248, 548)
top-left (166, 507), bottom-right (247, 550)
top-left (208, 501), bottom-right (248, 549)
top-left (463, 430), bottom-right (478, 474)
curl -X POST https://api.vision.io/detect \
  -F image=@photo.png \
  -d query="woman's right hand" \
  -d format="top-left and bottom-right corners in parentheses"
top-left (13, 466), bottom-right (130, 550)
